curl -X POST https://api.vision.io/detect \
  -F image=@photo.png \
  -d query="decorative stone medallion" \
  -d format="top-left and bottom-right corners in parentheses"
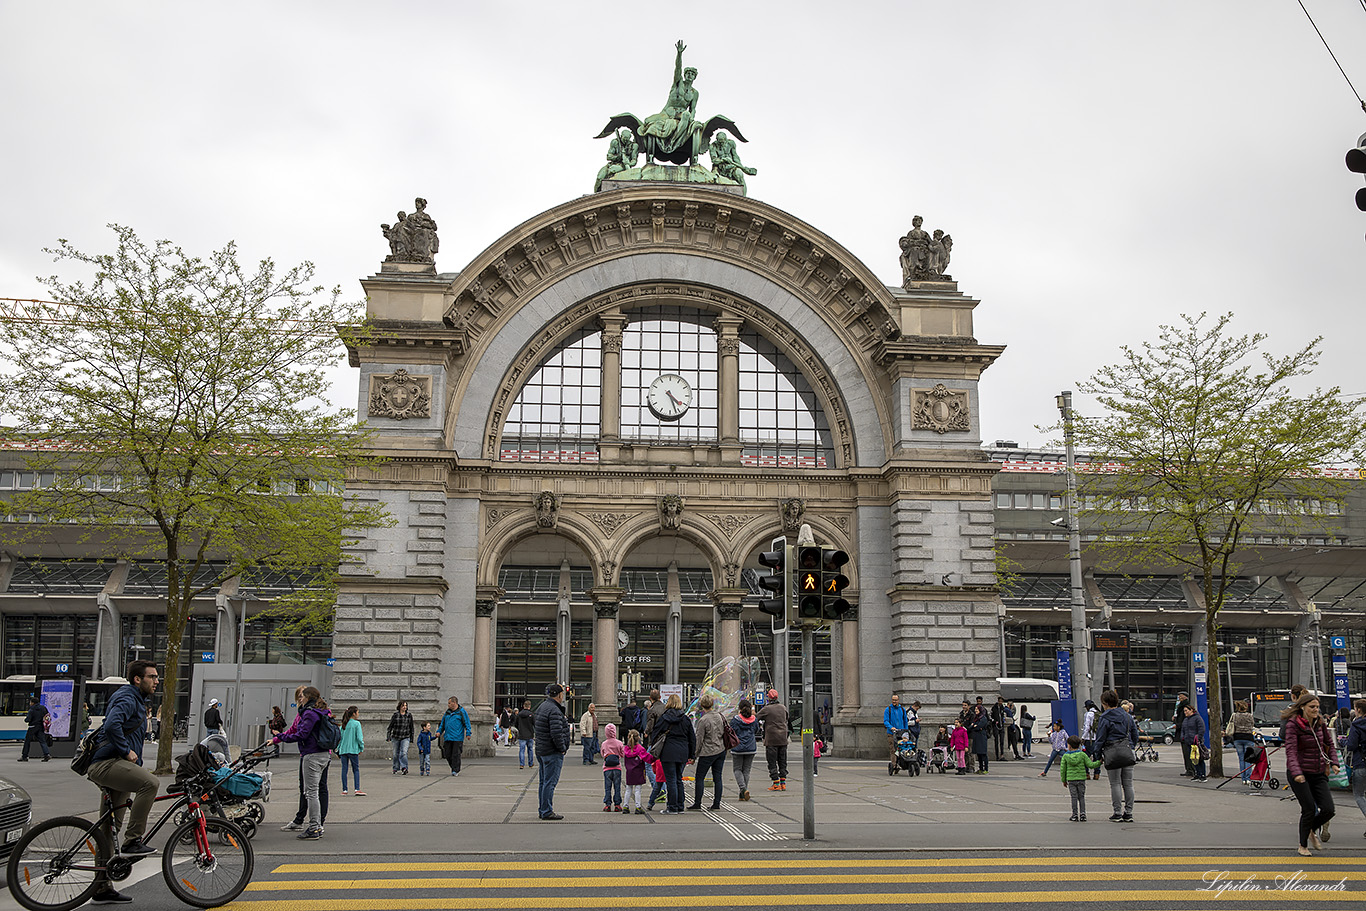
top-left (369, 369), bottom-right (432, 420)
top-left (912, 384), bottom-right (970, 434)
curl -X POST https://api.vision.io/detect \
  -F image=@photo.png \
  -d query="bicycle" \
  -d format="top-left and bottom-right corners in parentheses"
top-left (6, 762), bottom-right (255, 910)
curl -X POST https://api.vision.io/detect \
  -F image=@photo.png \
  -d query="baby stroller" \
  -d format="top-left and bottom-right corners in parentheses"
top-left (888, 734), bottom-right (924, 776)
top-left (171, 740), bottom-right (273, 839)
top-left (927, 744), bottom-right (954, 774)
top-left (1245, 739), bottom-right (1281, 791)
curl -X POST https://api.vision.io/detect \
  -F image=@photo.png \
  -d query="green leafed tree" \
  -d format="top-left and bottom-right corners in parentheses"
top-left (1072, 312), bottom-right (1366, 779)
top-left (0, 225), bottom-right (391, 773)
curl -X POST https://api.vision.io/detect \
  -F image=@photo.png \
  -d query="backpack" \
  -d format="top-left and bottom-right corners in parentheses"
top-left (70, 726), bottom-right (103, 776)
top-left (311, 711), bottom-right (341, 751)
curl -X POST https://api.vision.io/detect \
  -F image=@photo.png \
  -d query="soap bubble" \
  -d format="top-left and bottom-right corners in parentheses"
top-left (686, 655), bottom-right (762, 719)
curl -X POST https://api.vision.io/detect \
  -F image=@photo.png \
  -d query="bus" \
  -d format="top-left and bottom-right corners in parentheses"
top-left (996, 677), bottom-right (1060, 742)
top-left (0, 676), bottom-right (130, 742)
top-left (1250, 689), bottom-right (1364, 744)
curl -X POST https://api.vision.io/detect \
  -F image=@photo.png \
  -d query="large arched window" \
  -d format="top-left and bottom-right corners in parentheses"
top-left (499, 306), bottom-right (833, 467)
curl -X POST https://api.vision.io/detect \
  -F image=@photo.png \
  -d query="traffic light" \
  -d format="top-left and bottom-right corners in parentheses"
top-left (757, 537), bottom-right (791, 624)
top-left (820, 547), bottom-right (852, 620)
top-left (796, 546), bottom-right (823, 624)
top-left (1347, 133), bottom-right (1366, 220)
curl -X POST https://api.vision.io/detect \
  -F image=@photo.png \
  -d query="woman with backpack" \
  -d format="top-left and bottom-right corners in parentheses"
top-left (273, 685), bottom-right (336, 840)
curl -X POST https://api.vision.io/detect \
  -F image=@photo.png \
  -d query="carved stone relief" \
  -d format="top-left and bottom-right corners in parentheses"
top-left (659, 495), bottom-right (685, 530)
top-left (368, 369), bottom-right (432, 420)
top-left (912, 384), bottom-right (971, 434)
top-left (587, 512), bottom-right (633, 537)
top-left (707, 513), bottom-right (756, 540)
top-left (780, 498), bottom-right (805, 532)
top-left (723, 561), bottom-right (741, 587)
top-left (534, 490), bottom-right (561, 528)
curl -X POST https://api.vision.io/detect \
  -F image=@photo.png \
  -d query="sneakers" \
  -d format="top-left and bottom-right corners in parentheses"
top-left (281, 820), bottom-right (304, 831)
top-left (120, 840), bottom-right (155, 857)
top-left (1320, 821), bottom-right (1332, 843)
top-left (297, 826), bottom-right (324, 840)
top-left (603, 805), bottom-right (613, 812)
top-left (1122, 814), bottom-right (1133, 822)
top-left (1108, 814), bottom-right (1123, 822)
top-left (1079, 815), bottom-right (1087, 822)
top-left (341, 790), bottom-right (348, 795)
top-left (1069, 814), bottom-right (1079, 821)
top-left (354, 790), bottom-right (366, 796)
top-left (89, 890), bottom-right (133, 904)
top-left (614, 805), bottom-right (624, 813)
top-left (635, 807), bottom-right (645, 815)
top-left (779, 779), bottom-right (787, 791)
top-left (768, 781), bottom-right (783, 791)
top-left (739, 789), bottom-right (750, 801)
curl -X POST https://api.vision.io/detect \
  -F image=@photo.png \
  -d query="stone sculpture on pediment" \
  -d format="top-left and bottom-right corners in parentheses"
top-left (659, 495), bottom-right (685, 531)
top-left (382, 197), bottom-right (440, 265)
top-left (534, 490), bottom-right (561, 529)
top-left (900, 215), bottom-right (954, 287)
top-left (912, 383), bottom-right (971, 434)
top-left (368, 369), bottom-right (431, 420)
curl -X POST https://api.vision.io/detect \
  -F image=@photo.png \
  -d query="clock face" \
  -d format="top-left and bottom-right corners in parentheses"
top-left (646, 373), bottom-right (692, 421)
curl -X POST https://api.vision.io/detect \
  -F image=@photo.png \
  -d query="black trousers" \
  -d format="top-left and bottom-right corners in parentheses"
top-left (1289, 772), bottom-right (1335, 847)
top-left (993, 727), bottom-right (1005, 759)
top-left (765, 745), bottom-right (788, 780)
top-left (444, 739), bottom-right (464, 773)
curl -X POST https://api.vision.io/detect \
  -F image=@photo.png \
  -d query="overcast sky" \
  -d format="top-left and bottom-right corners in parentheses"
top-left (3, 2), bottom-right (1364, 449)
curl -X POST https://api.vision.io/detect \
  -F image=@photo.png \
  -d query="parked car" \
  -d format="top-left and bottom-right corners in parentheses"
top-left (0, 774), bottom-right (33, 857)
top-left (1136, 718), bottom-right (1176, 744)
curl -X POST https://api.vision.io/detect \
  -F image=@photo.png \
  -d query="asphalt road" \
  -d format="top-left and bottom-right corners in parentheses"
top-left (2, 740), bottom-right (1364, 909)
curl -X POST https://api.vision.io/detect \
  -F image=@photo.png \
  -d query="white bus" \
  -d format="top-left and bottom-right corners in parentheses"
top-left (0, 675), bottom-right (129, 742)
top-left (996, 677), bottom-right (1060, 742)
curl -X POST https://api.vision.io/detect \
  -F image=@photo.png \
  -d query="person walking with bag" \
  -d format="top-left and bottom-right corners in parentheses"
top-left (19, 696), bottom-right (50, 762)
top-left (1343, 699), bottom-right (1366, 833)
top-left (757, 690), bottom-right (789, 791)
top-left (729, 699), bottom-right (760, 801)
top-left (439, 696), bottom-right (471, 776)
top-left (689, 695), bottom-right (727, 811)
top-left (1181, 704), bottom-right (1208, 782)
top-left (1228, 701), bottom-right (1258, 784)
top-left (387, 700), bottom-right (415, 775)
top-left (1283, 692), bottom-right (1340, 855)
top-left (1093, 689), bottom-right (1139, 822)
top-left (652, 694), bottom-right (695, 814)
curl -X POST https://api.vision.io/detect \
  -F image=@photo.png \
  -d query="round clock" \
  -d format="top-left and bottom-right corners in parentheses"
top-left (646, 373), bottom-right (692, 421)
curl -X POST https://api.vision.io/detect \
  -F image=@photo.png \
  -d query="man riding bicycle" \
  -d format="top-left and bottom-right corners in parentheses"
top-left (84, 660), bottom-right (160, 904)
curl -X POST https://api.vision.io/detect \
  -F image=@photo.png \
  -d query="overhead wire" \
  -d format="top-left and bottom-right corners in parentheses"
top-left (1297, 0), bottom-right (1366, 113)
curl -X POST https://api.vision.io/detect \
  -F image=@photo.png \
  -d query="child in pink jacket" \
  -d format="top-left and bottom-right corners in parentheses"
top-left (950, 722), bottom-right (970, 775)
top-left (622, 730), bottom-right (654, 815)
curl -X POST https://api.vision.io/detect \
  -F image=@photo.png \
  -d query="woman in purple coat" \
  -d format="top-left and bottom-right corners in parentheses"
top-left (1282, 693), bottom-right (1340, 856)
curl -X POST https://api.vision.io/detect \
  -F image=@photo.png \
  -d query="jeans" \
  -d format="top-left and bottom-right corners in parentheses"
top-left (662, 760), bottom-right (686, 811)
top-left (538, 751), bottom-right (564, 817)
top-left (582, 736), bottom-right (599, 764)
top-left (694, 752), bottom-right (725, 807)
top-left (519, 738), bottom-right (535, 767)
top-left (1289, 772), bottom-right (1336, 847)
top-left (21, 729), bottom-right (50, 760)
top-left (1351, 765), bottom-right (1366, 819)
top-left (301, 752), bottom-right (330, 829)
top-left (1067, 780), bottom-right (1087, 817)
top-left (1041, 748), bottom-right (1064, 775)
top-left (87, 757), bottom-right (159, 844)
top-left (977, 753), bottom-right (989, 772)
top-left (392, 738), bottom-right (410, 772)
top-left (603, 769), bottom-right (622, 806)
top-left (1021, 730), bottom-right (1033, 756)
top-left (1106, 764), bottom-right (1134, 815)
top-left (1232, 739), bottom-right (1255, 781)
top-left (765, 745), bottom-right (788, 781)
top-left (732, 752), bottom-right (755, 792)
top-left (292, 755), bottom-right (328, 825)
top-left (340, 753), bottom-right (360, 791)
top-left (419, 751), bottom-right (430, 774)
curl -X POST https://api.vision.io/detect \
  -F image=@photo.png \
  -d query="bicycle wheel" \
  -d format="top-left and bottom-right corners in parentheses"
top-left (161, 816), bottom-right (254, 908)
top-left (7, 815), bottom-right (112, 911)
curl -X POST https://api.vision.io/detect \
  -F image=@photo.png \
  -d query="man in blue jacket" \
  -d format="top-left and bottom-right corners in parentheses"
top-left (85, 660), bottom-right (160, 904)
top-left (883, 694), bottom-right (909, 765)
top-left (438, 695), bottom-right (471, 776)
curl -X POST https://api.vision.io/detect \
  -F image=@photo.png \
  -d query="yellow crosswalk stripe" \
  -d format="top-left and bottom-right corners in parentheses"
top-left (271, 855), bottom-right (1366, 873)
top-left (243, 870), bottom-right (1366, 891)
top-left (219, 891), bottom-right (1353, 910)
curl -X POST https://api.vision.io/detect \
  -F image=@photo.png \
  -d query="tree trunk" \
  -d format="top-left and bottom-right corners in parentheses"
top-left (156, 593), bottom-right (190, 775)
top-left (1205, 613), bottom-right (1224, 779)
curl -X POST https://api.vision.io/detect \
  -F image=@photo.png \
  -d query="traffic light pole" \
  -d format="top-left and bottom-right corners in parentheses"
top-left (801, 623), bottom-right (815, 840)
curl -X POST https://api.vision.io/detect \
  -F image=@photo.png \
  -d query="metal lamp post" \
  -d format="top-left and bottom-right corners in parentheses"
top-left (1057, 391), bottom-right (1090, 734)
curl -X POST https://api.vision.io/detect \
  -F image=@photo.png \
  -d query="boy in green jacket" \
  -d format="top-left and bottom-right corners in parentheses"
top-left (1059, 735), bottom-right (1102, 821)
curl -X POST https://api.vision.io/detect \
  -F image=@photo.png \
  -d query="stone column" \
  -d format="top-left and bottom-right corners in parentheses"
top-left (471, 587), bottom-right (501, 715)
top-left (665, 562), bottom-right (682, 684)
top-left (556, 560), bottom-right (572, 686)
top-left (590, 588), bottom-right (624, 722)
top-left (713, 316), bottom-right (743, 450)
top-left (711, 590), bottom-right (746, 662)
top-left (839, 606), bottom-right (860, 716)
top-left (598, 312), bottom-right (627, 454)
